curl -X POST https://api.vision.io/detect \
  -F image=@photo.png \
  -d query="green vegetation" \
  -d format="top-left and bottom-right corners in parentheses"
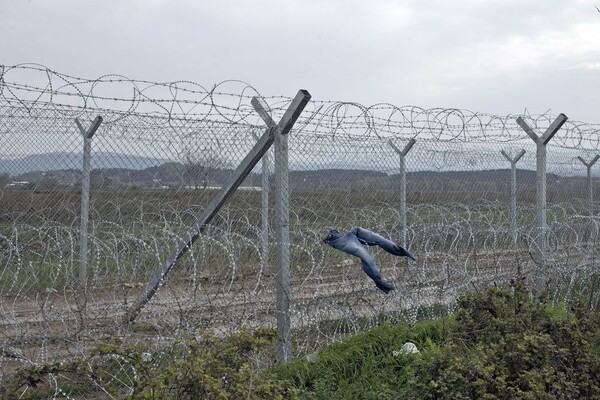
top-left (276, 281), bottom-right (600, 399)
top-left (0, 329), bottom-right (295, 400)
top-left (4, 282), bottom-right (600, 398)
top-left (276, 320), bottom-right (444, 399)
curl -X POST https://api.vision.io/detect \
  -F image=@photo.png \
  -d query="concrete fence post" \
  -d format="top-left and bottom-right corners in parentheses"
top-left (249, 91), bottom-right (311, 363)
top-left (253, 131), bottom-right (272, 283)
top-left (577, 155), bottom-right (599, 218)
top-left (389, 138), bottom-right (416, 246)
top-left (516, 114), bottom-right (568, 294)
top-left (75, 116), bottom-right (102, 294)
top-left (501, 149), bottom-right (526, 246)
top-left (123, 91), bottom-right (310, 327)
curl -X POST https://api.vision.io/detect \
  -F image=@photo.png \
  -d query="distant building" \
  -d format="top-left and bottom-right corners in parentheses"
top-left (6, 180), bottom-right (30, 188)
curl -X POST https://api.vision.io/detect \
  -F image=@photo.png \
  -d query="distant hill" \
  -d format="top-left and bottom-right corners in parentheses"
top-left (289, 168), bottom-right (557, 184)
top-left (290, 169), bottom-right (387, 188)
top-left (406, 169), bottom-right (556, 183)
top-left (288, 168), bottom-right (557, 190)
top-left (0, 152), bottom-right (169, 176)
top-left (3, 150), bottom-right (575, 192)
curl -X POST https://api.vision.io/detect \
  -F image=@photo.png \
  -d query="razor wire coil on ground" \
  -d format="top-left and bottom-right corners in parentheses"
top-left (1, 64), bottom-right (600, 397)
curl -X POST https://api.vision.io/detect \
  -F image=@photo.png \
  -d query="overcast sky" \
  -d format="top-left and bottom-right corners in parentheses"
top-left (1, 0), bottom-right (599, 122)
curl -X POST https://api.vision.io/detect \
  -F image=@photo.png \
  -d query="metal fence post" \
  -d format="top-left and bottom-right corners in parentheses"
top-left (75, 116), bottom-right (102, 293)
top-left (577, 155), bottom-right (599, 218)
top-left (501, 149), bottom-right (526, 246)
top-left (516, 114), bottom-right (568, 294)
top-left (389, 138), bottom-right (416, 246)
top-left (252, 91), bottom-right (311, 363)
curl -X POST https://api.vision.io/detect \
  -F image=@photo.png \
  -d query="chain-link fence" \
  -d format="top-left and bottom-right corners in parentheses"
top-left (1, 64), bottom-right (600, 396)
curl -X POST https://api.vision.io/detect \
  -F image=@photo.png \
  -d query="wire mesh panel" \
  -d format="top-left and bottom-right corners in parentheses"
top-left (1, 64), bottom-right (600, 396)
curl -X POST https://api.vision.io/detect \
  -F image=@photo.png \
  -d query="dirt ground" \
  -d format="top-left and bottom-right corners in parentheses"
top-left (0, 247), bottom-right (585, 380)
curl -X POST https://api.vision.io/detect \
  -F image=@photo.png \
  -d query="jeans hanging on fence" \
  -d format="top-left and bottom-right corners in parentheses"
top-left (323, 227), bottom-right (416, 294)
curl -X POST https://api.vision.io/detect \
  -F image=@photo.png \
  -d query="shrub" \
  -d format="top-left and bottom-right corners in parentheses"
top-left (406, 281), bottom-right (600, 399)
top-left (0, 328), bottom-right (295, 400)
top-left (130, 327), bottom-right (295, 399)
top-left (5, 282), bottom-right (600, 399)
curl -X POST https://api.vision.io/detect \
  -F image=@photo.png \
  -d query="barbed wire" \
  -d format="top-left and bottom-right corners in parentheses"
top-left (2, 64), bottom-right (600, 148)
top-left (1, 64), bottom-right (600, 397)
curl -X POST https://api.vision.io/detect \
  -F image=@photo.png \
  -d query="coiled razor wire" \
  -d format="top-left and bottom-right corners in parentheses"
top-left (1, 64), bottom-right (600, 397)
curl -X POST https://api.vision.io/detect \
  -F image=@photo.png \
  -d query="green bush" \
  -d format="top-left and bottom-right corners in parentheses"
top-left (275, 281), bottom-right (600, 399)
top-left (4, 282), bottom-right (600, 399)
top-left (0, 328), bottom-right (295, 400)
top-left (406, 281), bottom-right (600, 399)
top-left (129, 328), bottom-right (295, 399)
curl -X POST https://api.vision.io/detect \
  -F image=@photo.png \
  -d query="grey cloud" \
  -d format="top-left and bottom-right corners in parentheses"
top-left (1, 0), bottom-right (599, 122)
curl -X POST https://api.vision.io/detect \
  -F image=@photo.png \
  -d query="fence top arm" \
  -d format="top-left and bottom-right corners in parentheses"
top-left (501, 148), bottom-right (526, 164)
top-left (541, 113), bottom-right (568, 145)
top-left (389, 138), bottom-right (416, 157)
top-left (578, 154), bottom-right (600, 168)
top-left (75, 116), bottom-right (103, 139)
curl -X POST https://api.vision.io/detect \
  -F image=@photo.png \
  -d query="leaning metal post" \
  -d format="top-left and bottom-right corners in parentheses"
top-left (389, 138), bottom-right (416, 246)
top-left (122, 90), bottom-right (310, 327)
top-left (501, 149), bottom-right (526, 247)
top-left (516, 114), bottom-right (568, 294)
top-left (577, 155), bottom-right (599, 218)
top-left (75, 116), bottom-right (102, 294)
top-left (252, 91), bottom-right (311, 363)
